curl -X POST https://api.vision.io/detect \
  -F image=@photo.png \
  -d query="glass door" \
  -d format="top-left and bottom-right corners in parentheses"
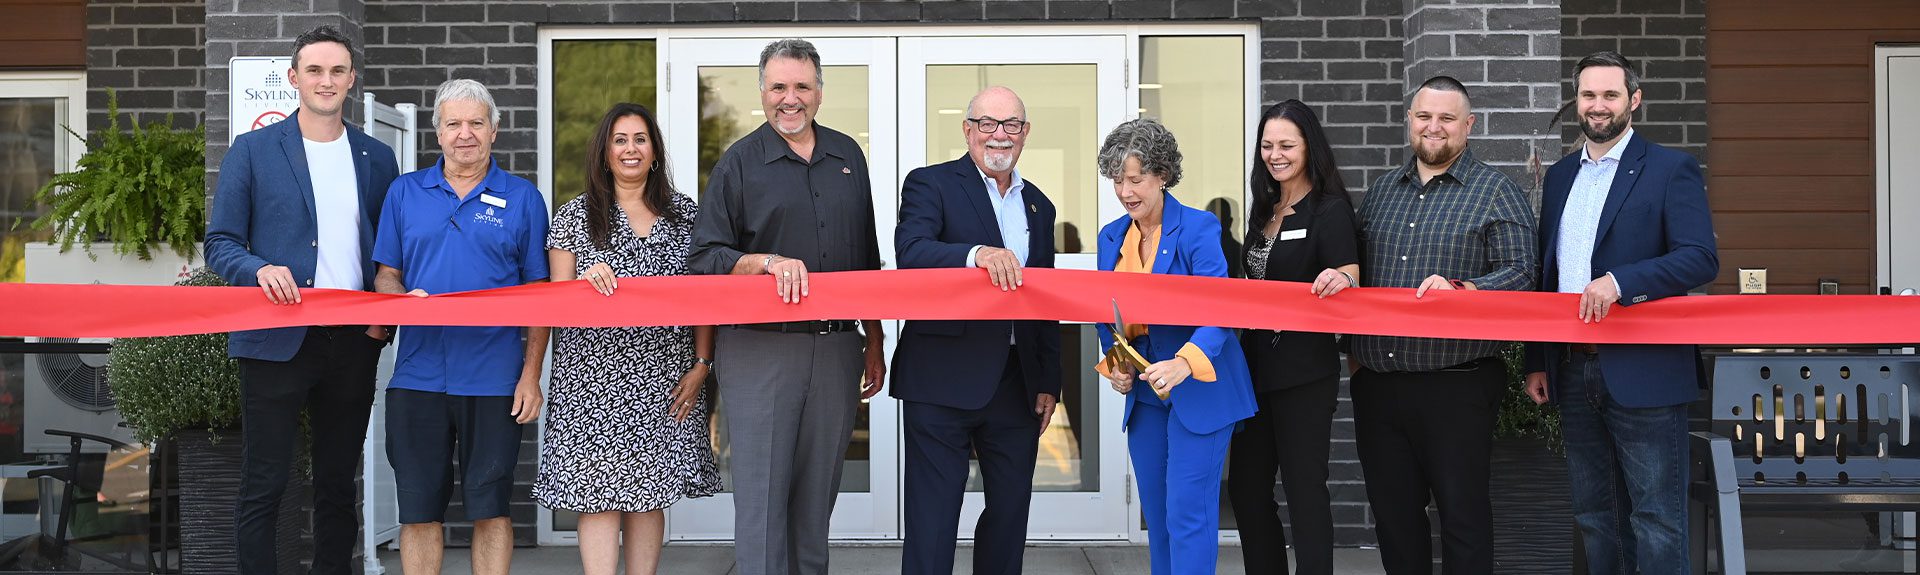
top-left (661, 36), bottom-right (900, 540)
top-left (896, 35), bottom-right (1134, 540)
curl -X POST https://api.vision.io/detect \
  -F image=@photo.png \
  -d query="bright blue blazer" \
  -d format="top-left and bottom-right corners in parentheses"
top-left (1524, 134), bottom-right (1719, 408)
top-left (1096, 193), bottom-right (1257, 435)
top-left (205, 111), bottom-right (400, 362)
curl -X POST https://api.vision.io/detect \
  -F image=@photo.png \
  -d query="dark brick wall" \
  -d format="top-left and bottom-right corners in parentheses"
top-left (85, 0), bottom-right (204, 131)
top-left (1403, 0), bottom-right (1563, 201)
top-left (349, 0), bottom-right (1408, 549)
top-left (118, 0), bottom-right (1696, 551)
top-left (1560, 0), bottom-right (1707, 166)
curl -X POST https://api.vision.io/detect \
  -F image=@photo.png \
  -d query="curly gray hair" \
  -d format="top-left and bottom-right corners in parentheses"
top-left (1096, 118), bottom-right (1182, 189)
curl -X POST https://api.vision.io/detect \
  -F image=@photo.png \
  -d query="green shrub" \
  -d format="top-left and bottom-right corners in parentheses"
top-left (107, 267), bottom-right (240, 444)
top-left (1496, 341), bottom-right (1563, 452)
top-left (27, 89), bottom-right (206, 261)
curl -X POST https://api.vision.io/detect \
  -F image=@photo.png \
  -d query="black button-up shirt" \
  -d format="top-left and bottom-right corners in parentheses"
top-left (690, 122), bottom-right (882, 276)
top-left (1350, 148), bottom-right (1537, 372)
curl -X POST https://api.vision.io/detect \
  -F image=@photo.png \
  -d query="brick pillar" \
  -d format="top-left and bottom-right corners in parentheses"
top-left (204, 0), bottom-right (368, 193)
top-left (1401, 0), bottom-right (1561, 201)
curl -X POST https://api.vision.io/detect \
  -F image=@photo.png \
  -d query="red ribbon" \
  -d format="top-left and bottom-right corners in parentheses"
top-left (2, 268), bottom-right (1916, 345)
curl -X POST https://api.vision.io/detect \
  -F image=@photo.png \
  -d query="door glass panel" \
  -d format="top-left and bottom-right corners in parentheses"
top-left (924, 64), bottom-right (1099, 254)
top-left (1140, 36), bottom-right (1246, 275)
top-left (696, 66), bottom-right (872, 195)
top-left (551, 40), bottom-right (658, 207)
top-left (1, 96), bottom-right (60, 286)
top-left (953, 324), bottom-right (1103, 493)
top-left (695, 64), bottom-right (873, 493)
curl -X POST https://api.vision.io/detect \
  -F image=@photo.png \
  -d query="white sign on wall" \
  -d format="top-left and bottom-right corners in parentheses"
top-left (227, 56), bottom-right (298, 143)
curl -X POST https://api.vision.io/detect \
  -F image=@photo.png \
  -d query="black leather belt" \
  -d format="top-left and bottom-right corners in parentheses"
top-left (737, 320), bottom-right (859, 334)
top-left (1569, 342), bottom-right (1600, 355)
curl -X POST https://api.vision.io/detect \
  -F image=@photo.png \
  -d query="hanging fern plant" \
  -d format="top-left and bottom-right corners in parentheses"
top-left (26, 88), bottom-right (206, 261)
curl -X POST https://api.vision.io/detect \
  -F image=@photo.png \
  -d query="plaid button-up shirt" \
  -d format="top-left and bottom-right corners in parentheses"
top-left (1351, 148), bottom-right (1538, 372)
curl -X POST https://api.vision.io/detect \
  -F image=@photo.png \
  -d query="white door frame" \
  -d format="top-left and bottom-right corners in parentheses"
top-left (535, 23), bottom-right (1259, 545)
top-left (0, 72), bottom-right (88, 172)
top-left (661, 36), bottom-right (902, 541)
top-left (1876, 44), bottom-right (1920, 294)
top-left (896, 34), bottom-right (1133, 540)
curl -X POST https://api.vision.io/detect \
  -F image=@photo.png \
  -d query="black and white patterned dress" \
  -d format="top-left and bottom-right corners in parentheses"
top-left (534, 192), bottom-right (721, 513)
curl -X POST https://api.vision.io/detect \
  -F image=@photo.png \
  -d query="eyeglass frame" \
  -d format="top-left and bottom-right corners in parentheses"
top-left (964, 116), bottom-right (1029, 135)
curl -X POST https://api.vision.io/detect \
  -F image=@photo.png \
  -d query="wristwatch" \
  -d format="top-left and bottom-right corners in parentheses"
top-left (694, 356), bottom-right (716, 369)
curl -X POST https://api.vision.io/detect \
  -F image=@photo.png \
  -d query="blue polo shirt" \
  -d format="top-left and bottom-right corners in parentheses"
top-left (374, 157), bottom-right (549, 396)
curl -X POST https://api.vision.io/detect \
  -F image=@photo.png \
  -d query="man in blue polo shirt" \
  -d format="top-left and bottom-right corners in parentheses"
top-left (373, 78), bottom-right (549, 575)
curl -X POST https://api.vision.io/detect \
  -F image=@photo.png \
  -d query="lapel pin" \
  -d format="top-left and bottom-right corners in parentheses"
top-left (841, 167), bottom-right (851, 174)
top-left (1627, 169), bottom-right (1635, 175)
top-left (1029, 204), bottom-right (1037, 213)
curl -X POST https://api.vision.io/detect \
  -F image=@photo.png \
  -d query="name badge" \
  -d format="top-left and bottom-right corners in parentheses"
top-left (479, 193), bottom-right (507, 209)
top-left (1279, 228), bottom-right (1308, 241)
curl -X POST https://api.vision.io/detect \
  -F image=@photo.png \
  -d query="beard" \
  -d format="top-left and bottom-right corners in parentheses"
top-left (1412, 137), bottom-right (1463, 167)
top-left (1582, 111), bottom-right (1630, 143)
top-left (983, 151), bottom-right (1015, 172)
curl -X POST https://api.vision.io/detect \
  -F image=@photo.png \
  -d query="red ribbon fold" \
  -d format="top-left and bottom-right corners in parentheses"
top-left (1, 268), bottom-right (1916, 345)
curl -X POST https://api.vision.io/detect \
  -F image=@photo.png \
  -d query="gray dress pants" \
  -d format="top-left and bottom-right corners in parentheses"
top-left (716, 327), bottom-right (864, 575)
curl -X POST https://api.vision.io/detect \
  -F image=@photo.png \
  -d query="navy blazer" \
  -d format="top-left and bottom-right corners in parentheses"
top-left (205, 111), bottom-right (400, 362)
top-left (1097, 193), bottom-right (1257, 435)
top-left (1524, 134), bottom-right (1719, 408)
top-left (892, 156), bottom-right (1063, 411)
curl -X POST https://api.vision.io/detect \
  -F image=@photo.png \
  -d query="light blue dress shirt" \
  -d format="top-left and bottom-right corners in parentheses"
top-left (965, 166), bottom-right (1029, 344)
top-left (1557, 128), bottom-right (1633, 295)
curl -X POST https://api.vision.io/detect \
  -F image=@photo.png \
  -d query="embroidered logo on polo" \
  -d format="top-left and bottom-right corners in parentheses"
top-left (472, 207), bottom-right (505, 228)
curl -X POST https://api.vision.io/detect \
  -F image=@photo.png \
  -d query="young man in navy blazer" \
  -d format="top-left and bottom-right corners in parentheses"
top-left (892, 86), bottom-right (1061, 575)
top-left (1524, 51), bottom-right (1719, 575)
top-left (204, 25), bottom-right (400, 575)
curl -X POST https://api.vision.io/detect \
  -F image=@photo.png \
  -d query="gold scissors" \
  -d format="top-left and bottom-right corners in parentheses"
top-left (1104, 299), bottom-right (1162, 399)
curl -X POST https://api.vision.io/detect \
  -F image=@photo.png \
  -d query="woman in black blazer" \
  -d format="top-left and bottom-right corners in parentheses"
top-left (1227, 99), bottom-right (1361, 575)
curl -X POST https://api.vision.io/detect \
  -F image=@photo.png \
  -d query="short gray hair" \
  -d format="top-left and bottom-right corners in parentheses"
top-left (1097, 118), bottom-right (1183, 189)
top-left (431, 78), bottom-right (499, 128)
top-left (758, 38), bottom-right (824, 89)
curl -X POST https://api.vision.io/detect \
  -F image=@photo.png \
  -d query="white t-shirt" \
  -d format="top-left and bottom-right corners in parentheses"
top-left (304, 134), bottom-right (362, 290)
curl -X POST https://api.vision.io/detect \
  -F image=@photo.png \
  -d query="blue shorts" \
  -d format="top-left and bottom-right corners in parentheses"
top-left (385, 388), bottom-right (523, 524)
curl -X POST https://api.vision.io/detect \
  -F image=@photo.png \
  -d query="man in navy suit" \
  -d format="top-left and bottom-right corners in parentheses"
top-left (205, 25), bottom-right (400, 575)
top-left (892, 86), bottom-right (1061, 575)
top-left (1524, 51), bottom-right (1718, 575)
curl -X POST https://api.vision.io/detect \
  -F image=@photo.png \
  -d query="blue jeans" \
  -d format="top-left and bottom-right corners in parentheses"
top-left (1556, 351), bottom-right (1689, 575)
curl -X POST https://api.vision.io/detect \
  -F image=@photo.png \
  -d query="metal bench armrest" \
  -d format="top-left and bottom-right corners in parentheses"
top-left (1692, 431), bottom-right (1747, 575)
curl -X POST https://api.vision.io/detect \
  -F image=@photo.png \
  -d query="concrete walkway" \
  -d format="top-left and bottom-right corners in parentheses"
top-left (377, 543), bottom-right (1389, 574)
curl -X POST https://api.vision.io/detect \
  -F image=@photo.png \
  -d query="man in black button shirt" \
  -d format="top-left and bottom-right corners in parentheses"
top-left (1350, 76), bottom-right (1537, 575)
top-left (688, 38), bottom-right (886, 575)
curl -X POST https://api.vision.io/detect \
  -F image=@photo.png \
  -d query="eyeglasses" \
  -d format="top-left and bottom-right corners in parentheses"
top-left (966, 117), bottom-right (1028, 135)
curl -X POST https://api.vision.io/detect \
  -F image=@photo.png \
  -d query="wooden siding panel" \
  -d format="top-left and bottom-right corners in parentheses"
top-left (1712, 213), bottom-right (1873, 250)
top-left (1705, 0), bottom-right (1920, 294)
top-left (1709, 103), bottom-right (1873, 139)
top-left (1712, 249), bottom-right (1874, 288)
top-left (1709, 66), bottom-right (1873, 104)
top-left (1708, 31), bottom-right (1883, 67)
top-left (1709, 1), bottom-right (1920, 31)
top-left (1708, 140), bottom-right (1872, 176)
top-left (0, 1), bottom-right (83, 69)
top-left (1706, 176), bottom-right (1875, 213)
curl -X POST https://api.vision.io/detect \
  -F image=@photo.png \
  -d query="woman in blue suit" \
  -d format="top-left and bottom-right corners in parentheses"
top-left (1094, 118), bottom-right (1258, 574)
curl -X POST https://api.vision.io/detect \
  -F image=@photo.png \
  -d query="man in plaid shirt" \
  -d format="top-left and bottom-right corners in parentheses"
top-left (1349, 75), bottom-right (1538, 575)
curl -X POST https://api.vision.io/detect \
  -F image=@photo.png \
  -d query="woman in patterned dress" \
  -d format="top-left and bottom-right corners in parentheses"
top-left (536, 102), bottom-right (721, 575)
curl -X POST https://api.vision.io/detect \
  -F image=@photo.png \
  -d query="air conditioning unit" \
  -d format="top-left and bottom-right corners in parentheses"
top-left (22, 243), bottom-right (195, 453)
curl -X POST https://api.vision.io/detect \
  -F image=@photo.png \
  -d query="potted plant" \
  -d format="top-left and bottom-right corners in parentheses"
top-left (108, 267), bottom-right (306, 574)
top-left (21, 89), bottom-right (203, 286)
top-left (1490, 341), bottom-right (1583, 573)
